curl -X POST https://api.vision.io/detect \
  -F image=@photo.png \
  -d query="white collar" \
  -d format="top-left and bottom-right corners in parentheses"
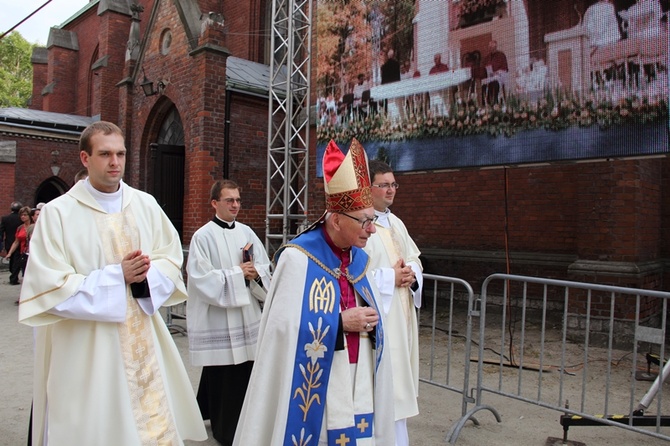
top-left (374, 208), bottom-right (391, 228)
top-left (84, 179), bottom-right (123, 214)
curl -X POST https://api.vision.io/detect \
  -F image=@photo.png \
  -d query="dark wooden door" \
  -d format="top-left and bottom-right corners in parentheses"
top-left (152, 144), bottom-right (185, 239)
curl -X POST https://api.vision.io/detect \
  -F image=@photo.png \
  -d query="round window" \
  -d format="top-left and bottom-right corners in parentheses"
top-left (160, 30), bottom-right (172, 55)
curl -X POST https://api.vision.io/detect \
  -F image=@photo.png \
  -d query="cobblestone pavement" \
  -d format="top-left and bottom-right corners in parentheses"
top-left (0, 270), bottom-right (454, 446)
top-left (3, 268), bottom-right (670, 445)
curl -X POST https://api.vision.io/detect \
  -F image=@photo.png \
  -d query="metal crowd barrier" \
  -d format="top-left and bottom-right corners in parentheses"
top-left (448, 273), bottom-right (670, 444)
top-left (418, 274), bottom-right (486, 422)
top-left (166, 301), bottom-right (187, 335)
top-left (162, 262), bottom-right (670, 442)
top-left (165, 248), bottom-right (189, 335)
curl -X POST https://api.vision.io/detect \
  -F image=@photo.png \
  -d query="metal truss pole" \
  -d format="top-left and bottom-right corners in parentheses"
top-left (265, 0), bottom-right (312, 256)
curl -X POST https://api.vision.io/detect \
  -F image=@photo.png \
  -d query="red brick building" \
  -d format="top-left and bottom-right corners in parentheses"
top-left (1, 0), bottom-right (271, 243)
top-left (0, 0), bottom-right (669, 302)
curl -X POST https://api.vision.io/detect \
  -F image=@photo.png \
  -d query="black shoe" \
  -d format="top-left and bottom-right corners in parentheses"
top-left (9, 281), bottom-right (19, 285)
top-left (14, 300), bottom-right (19, 305)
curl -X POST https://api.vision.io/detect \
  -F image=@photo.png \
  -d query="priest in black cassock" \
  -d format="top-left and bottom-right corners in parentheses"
top-left (186, 179), bottom-right (272, 446)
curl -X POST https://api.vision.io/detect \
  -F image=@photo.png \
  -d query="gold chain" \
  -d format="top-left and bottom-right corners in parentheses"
top-left (282, 244), bottom-right (369, 284)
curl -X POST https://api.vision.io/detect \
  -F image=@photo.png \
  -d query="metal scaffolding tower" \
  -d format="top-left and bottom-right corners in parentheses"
top-left (265, 0), bottom-right (313, 256)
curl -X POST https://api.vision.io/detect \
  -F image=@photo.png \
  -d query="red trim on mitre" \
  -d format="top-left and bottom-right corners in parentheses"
top-left (324, 138), bottom-right (373, 212)
top-left (349, 138), bottom-right (371, 190)
top-left (322, 140), bottom-right (346, 183)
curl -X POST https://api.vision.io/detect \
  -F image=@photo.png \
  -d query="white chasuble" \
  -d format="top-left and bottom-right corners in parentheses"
top-left (100, 211), bottom-right (178, 445)
top-left (18, 181), bottom-right (206, 446)
top-left (365, 213), bottom-right (422, 421)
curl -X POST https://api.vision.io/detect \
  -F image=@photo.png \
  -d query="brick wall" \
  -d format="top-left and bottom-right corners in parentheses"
top-left (30, 61), bottom-right (47, 111)
top-left (227, 93), bottom-right (269, 238)
top-left (222, 0), bottom-right (268, 62)
top-left (64, 10), bottom-right (101, 116)
top-left (1, 132), bottom-right (80, 207)
top-left (129, 0), bottom-right (231, 244)
top-left (384, 160), bottom-right (660, 263)
top-left (43, 45), bottom-right (78, 114)
top-left (0, 159), bottom-right (16, 214)
top-left (304, 142), bottom-right (669, 293)
top-left (97, 10), bottom-right (133, 122)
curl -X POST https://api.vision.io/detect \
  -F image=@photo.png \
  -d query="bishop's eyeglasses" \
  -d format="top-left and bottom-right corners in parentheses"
top-left (340, 212), bottom-right (378, 229)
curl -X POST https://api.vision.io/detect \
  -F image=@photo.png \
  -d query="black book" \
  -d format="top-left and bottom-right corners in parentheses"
top-left (242, 243), bottom-right (253, 263)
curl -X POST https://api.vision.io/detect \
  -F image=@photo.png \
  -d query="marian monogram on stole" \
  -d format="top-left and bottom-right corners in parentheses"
top-left (310, 277), bottom-right (336, 313)
top-left (287, 276), bottom-right (339, 446)
top-left (294, 277), bottom-right (336, 417)
top-left (285, 239), bottom-right (379, 446)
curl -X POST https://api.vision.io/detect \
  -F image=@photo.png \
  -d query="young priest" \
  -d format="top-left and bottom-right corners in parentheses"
top-left (186, 179), bottom-right (272, 446)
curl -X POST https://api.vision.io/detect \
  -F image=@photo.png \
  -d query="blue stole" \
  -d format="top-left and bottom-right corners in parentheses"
top-left (276, 227), bottom-right (384, 445)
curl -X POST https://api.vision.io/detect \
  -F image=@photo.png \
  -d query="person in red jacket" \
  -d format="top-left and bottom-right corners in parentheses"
top-left (482, 40), bottom-right (508, 105)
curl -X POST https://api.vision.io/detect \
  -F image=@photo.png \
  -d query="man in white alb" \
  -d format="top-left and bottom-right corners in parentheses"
top-left (18, 121), bottom-right (207, 445)
top-left (364, 159), bottom-right (423, 446)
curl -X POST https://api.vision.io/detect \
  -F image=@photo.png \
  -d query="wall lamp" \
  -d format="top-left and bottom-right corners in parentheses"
top-left (140, 68), bottom-right (166, 97)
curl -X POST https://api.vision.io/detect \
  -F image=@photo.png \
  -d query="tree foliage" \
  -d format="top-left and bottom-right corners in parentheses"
top-left (316, 0), bottom-right (414, 99)
top-left (0, 32), bottom-right (34, 108)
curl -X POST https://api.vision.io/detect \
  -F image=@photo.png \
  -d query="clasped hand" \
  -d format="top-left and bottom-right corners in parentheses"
top-left (341, 306), bottom-right (379, 333)
top-left (394, 258), bottom-right (416, 288)
top-left (121, 250), bottom-right (150, 284)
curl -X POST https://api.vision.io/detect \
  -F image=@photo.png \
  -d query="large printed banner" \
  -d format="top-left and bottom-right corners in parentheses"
top-left (315, 0), bottom-right (669, 172)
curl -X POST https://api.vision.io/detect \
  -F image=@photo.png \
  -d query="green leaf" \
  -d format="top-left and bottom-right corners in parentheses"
top-left (0, 31), bottom-right (34, 108)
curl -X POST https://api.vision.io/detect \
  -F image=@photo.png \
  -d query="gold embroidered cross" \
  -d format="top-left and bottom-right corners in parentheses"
top-left (357, 417), bottom-right (369, 433)
top-left (335, 433), bottom-right (351, 445)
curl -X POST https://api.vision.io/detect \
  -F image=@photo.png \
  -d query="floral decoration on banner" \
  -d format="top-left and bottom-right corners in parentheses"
top-left (316, 88), bottom-right (669, 143)
top-left (459, 0), bottom-right (506, 17)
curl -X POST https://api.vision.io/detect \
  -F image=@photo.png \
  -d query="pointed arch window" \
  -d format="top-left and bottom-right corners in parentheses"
top-left (157, 107), bottom-right (184, 145)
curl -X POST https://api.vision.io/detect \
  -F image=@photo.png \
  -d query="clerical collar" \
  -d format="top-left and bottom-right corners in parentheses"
top-left (84, 178), bottom-right (123, 214)
top-left (374, 208), bottom-right (391, 228)
top-left (322, 225), bottom-right (351, 262)
top-left (213, 215), bottom-right (235, 230)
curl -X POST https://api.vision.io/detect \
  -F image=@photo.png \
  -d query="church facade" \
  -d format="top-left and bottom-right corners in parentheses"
top-left (2, 0), bottom-right (272, 242)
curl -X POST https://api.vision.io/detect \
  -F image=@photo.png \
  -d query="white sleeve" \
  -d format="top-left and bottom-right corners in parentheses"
top-left (186, 232), bottom-right (252, 308)
top-left (47, 264), bottom-right (127, 322)
top-left (408, 261), bottom-right (423, 308)
top-left (371, 267), bottom-right (395, 315)
top-left (249, 232), bottom-right (273, 300)
top-left (135, 266), bottom-right (176, 315)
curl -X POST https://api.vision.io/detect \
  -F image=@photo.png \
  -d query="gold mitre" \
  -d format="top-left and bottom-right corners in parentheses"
top-left (323, 138), bottom-right (373, 212)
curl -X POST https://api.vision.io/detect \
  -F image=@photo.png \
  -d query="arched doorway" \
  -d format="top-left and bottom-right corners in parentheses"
top-left (34, 177), bottom-right (69, 205)
top-left (151, 107), bottom-right (185, 238)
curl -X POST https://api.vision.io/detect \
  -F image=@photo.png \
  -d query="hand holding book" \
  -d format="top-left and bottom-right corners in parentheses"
top-left (242, 243), bottom-right (253, 263)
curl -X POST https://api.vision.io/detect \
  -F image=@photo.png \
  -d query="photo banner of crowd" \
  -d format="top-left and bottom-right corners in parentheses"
top-left (314, 0), bottom-right (669, 173)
